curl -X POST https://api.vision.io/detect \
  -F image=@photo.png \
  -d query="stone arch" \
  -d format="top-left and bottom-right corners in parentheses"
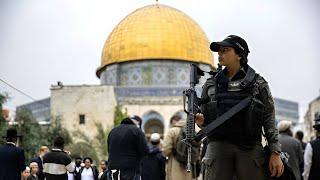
top-left (169, 110), bottom-right (187, 127)
top-left (142, 111), bottom-right (164, 137)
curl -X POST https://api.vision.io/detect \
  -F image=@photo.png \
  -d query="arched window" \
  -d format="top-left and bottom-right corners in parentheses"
top-left (142, 111), bottom-right (164, 137)
top-left (169, 110), bottom-right (187, 127)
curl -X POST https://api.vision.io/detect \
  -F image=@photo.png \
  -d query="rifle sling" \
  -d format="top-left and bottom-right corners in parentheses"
top-left (202, 96), bottom-right (252, 135)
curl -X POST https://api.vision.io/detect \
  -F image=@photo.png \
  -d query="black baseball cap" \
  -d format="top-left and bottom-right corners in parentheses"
top-left (210, 35), bottom-right (250, 55)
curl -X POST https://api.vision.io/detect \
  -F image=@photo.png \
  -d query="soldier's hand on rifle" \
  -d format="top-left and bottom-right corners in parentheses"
top-left (195, 113), bottom-right (204, 127)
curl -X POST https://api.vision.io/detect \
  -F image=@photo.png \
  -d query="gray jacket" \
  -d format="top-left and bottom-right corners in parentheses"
top-left (279, 133), bottom-right (303, 180)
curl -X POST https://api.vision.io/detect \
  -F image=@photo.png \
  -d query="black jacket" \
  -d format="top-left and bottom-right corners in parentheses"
top-left (0, 143), bottom-right (26, 180)
top-left (309, 137), bottom-right (320, 180)
top-left (77, 166), bottom-right (99, 180)
top-left (43, 149), bottom-right (74, 180)
top-left (107, 119), bottom-right (148, 170)
top-left (141, 145), bottom-right (166, 180)
top-left (27, 174), bottom-right (38, 180)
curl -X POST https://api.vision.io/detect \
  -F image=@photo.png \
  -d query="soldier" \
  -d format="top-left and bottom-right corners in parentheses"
top-left (195, 35), bottom-right (283, 180)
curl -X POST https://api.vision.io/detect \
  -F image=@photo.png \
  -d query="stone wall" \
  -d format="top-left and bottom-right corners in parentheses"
top-left (304, 96), bottom-right (320, 141)
top-left (50, 85), bottom-right (117, 140)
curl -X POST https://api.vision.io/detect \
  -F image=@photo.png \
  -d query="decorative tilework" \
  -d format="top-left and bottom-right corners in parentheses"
top-left (152, 66), bottom-right (168, 85)
top-left (100, 60), bottom-right (212, 87)
top-left (128, 67), bottom-right (143, 85)
top-left (176, 67), bottom-right (189, 85)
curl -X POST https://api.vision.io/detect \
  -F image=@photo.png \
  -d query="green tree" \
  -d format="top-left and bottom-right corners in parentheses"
top-left (93, 122), bottom-right (111, 159)
top-left (69, 130), bottom-right (100, 163)
top-left (15, 108), bottom-right (48, 162)
top-left (45, 116), bottom-right (72, 147)
top-left (113, 105), bottom-right (128, 127)
top-left (69, 122), bottom-right (112, 162)
top-left (68, 141), bottom-right (99, 165)
top-left (14, 111), bottom-right (72, 162)
top-left (0, 93), bottom-right (8, 145)
top-left (0, 93), bottom-right (6, 122)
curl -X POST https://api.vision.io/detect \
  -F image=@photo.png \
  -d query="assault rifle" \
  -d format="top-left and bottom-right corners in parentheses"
top-left (183, 64), bottom-right (204, 172)
top-left (183, 64), bottom-right (222, 172)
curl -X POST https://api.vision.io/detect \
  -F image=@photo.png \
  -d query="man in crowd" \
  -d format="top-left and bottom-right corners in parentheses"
top-left (107, 115), bottom-right (148, 180)
top-left (21, 167), bottom-right (31, 180)
top-left (98, 160), bottom-right (108, 179)
top-left (295, 131), bottom-right (307, 152)
top-left (163, 115), bottom-right (193, 180)
top-left (141, 133), bottom-right (166, 180)
top-left (77, 157), bottom-right (99, 180)
top-left (0, 128), bottom-right (26, 180)
top-left (31, 146), bottom-right (49, 180)
top-left (278, 120), bottom-right (303, 180)
top-left (303, 114), bottom-right (320, 180)
top-left (28, 162), bottom-right (39, 180)
top-left (73, 157), bottom-right (82, 179)
top-left (43, 136), bottom-right (74, 180)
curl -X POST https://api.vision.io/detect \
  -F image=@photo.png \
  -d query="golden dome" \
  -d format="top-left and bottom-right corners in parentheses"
top-left (97, 4), bottom-right (214, 77)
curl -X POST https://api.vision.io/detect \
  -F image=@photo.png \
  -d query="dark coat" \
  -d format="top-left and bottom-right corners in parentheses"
top-left (43, 149), bottom-right (73, 180)
top-left (27, 174), bottom-right (38, 180)
top-left (107, 120), bottom-right (149, 170)
top-left (30, 156), bottom-right (45, 180)
top-left (0, 143), bottom-right (26, 180)
top-left (99, 170), bottom-right (108, 180)
top-left (78, 166), bottom-right (99, 180)
top-left (279, 133), bottom-right (304, 180)
top-left (141, 145), bottom-right (166, 180)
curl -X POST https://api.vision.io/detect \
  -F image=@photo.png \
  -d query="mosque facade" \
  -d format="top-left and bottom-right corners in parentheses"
top-left (19, 4), bottom-right (215, 139)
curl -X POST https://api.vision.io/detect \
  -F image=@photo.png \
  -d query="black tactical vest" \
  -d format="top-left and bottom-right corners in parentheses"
top-left (309, 137), bottom-right (320, 180)
top-left (204, 65), bottom-right (265, 148)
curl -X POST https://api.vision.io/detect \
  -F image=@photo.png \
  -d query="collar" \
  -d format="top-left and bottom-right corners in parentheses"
top-left (222, 65), bottom-right (247, 81)
top-left (51, 148), bottom-right (63, 152)
top-left (6, 142), bottom-right (16, 146)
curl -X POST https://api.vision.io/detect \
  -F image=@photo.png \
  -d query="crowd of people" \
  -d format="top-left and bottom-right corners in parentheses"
top-left (0, 114), bottom-right (198, 180)
top-left (1, 114), bottom-right (320, 180)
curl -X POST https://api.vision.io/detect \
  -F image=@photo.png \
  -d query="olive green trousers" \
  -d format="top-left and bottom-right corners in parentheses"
top-left (202, 141), bottom-right (267, 180)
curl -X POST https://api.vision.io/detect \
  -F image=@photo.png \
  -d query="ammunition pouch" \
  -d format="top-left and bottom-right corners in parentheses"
top-left (201, 101), bottom-right (217, 126)
top-left (246, 97), bottom-right (265, 138)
